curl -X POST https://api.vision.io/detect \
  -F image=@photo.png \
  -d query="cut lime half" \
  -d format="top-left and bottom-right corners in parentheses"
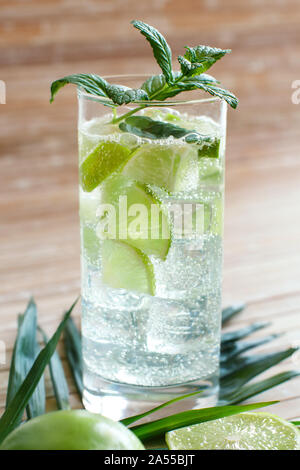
top-left (99, 174), bottom-right (171, 260)
top-left (166, 412), bottom-right (300, 450)
top-left (80, 141), bottom-right (131, 192)
top-left (101, 239), bottom-right (155, 296)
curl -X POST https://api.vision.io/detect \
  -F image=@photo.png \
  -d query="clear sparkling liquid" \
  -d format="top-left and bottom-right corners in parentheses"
top-left (80, 113), bottom-right (224, 389)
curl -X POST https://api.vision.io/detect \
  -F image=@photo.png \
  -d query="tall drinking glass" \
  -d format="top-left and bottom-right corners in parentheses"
top-left (78, 75), bottom-right (227, 420)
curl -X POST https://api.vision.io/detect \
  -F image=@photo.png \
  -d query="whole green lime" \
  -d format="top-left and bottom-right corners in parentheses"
top-left (0, 410), bottom-right (144, 450)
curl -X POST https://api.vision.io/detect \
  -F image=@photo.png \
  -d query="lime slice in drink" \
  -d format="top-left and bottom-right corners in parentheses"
top-left (80, 141), bottom-right (131, 192)
top-left (101, 239), bottom-right (155, 295)
top-left (79, 187), bottom-right (101, 225)
top-left (121, 144), bottom-right (198, 193)
top-left (99, 174), bottom-right (171, 260)
top-left (79, 118), bottom-right (122, 163)
top-left (82, 226), bottom-right (100, 266)
top-left (198, 157), bottom-right (223, 185)
top-left (78, 132), bottom-right (99, 164)
top-left (166, 412), bottom-right (300, 450)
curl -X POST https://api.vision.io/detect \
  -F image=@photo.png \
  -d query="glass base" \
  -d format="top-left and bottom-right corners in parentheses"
top-left (82, 370), bottom-right (219, 422)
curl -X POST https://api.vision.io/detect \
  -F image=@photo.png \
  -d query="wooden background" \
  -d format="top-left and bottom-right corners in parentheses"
top-left (1, 0), bottom-right (300, 419)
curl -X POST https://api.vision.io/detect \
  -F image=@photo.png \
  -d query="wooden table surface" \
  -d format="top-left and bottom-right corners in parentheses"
top-left (1, 0), bottom-right (300, 419)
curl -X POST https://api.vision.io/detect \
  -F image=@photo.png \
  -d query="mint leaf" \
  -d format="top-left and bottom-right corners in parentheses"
top-left (183, 45), bottom-right (231, 75)
top-left (50, 74), bottom-right (149, 106)
top-left (119, 116), bottom-right (188, 139)
top-left (119, 116), bottom-right (217, 150)
top-left (131, 20), bottom-right (173, 84)
top-left (201, 84), bottom-right (238, 109)
top-left (50, 74), bottom-right (109, 103)
top-left (143, 72), bottom-right (193, 101)
top-left (141, 74), bottom-right (167, 97)
top-left (185, 134), bottom-right (221, 158)
top-left (141, 72), bottom-right (184, 100)
top-left (176, 76), bottom-right (238, 109)
top-left (141, 72), bottom-right (219, 102)
top-left (191, 73), bottom-right (219, 84)
top-left (106, 85), bottom-right (148, 105)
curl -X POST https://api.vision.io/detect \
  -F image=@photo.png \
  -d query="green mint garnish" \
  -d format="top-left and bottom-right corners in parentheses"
top-left (50, 20), bottom-right (238, 114)
top-left (119, 115), bottom-right (217, 146)
top-left (119, 116), bottom-right (192, 139)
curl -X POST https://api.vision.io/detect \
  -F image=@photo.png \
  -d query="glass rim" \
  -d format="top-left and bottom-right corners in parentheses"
top-left (77, 73), bottom-right (224, 107)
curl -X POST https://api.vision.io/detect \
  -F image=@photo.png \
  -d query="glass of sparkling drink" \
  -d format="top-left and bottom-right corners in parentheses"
top-left (78, 76), bottom-right (227, 420)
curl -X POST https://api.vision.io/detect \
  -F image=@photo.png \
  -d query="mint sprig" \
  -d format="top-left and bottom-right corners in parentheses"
top-left (50, 20), bottom-right (238, 114)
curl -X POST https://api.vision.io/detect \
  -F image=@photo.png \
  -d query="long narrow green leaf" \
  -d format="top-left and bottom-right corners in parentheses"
top-left (0, 299), bottom-right (78, 444)
top-left (26, 342), bottom-right (45, 420)
top-left (222, 304), bottom-right (245, 325)
top-left (6, 300), bottom-right (36, 407)
top-left (220, 371), bottom-right (300, 405)
top-left (121, 391), bottom-right (203, 427)
top-left (64, 317), bottom-right (83, 397)
top-left (130, 401), bottom-right (277, 441)
top-left (219, 347), bottom-right (297, 401)
top-left (6, 317), bottom-right (25, 409)
top-left (221, 322), bottom-right (269, 347)
top-left (6, 298), bottom-right (45, 421)
top-left (221, 334), bottom-right (281, 363)
top-left (39, 327), bottom-right (70, 410)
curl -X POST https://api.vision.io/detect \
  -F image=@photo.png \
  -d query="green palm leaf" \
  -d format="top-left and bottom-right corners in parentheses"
top-left (6, 298), bottom-right (45, 421)
top-left (0, 299), bottom-right (77, 444)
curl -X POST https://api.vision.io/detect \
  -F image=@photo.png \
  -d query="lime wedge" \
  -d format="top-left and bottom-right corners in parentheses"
top-left (166, 412), bottom-right (300, 450)
top-left (99, 174), bottom-right (171, 260)
top-left (121, 144), bottom-right (198, 193)
top-left (101, 239), bottom-right (155, 295)
top-left (80, 141), bottom-right (131, 192)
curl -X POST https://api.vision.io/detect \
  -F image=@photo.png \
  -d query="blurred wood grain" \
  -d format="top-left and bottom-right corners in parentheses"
top-left (0, 0), bottom-right (300, 419)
